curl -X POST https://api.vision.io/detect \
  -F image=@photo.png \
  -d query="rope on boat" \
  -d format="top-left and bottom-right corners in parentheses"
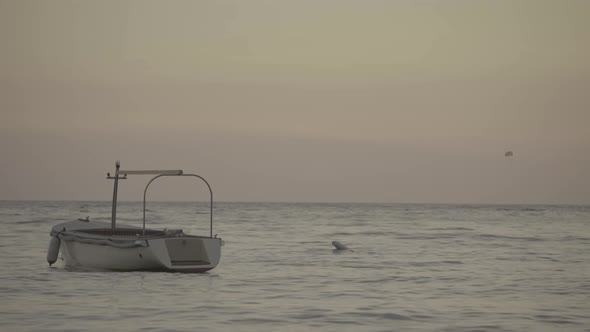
top-left (58, 233), bottom-right (148, 249)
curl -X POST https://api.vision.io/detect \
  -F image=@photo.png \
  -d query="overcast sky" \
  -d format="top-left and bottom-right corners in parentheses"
top-left (1, 0), bottom-right (589, 204)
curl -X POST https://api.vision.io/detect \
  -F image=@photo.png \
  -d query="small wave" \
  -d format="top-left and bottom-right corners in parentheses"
top-left (292, 314), bottom-right (325, 320)
top-left (15, 220), bottom-right (47, 224)
top-left (291, 311), bottom-right (328, 320)
top-left (534, 314), bottom-right (583, 325)
top-left (358, 231), bottom-right (395, 236)
top-left (561, 236), bottom-right (590, 242)
top-left (460, 325), bottom-right (503, 332)
top-left (227, 318), bottom-right (286, 324)
top-left (409, 314), bottom-right (435, 320)
top-left (537, 256), bottom-right (560, 262)
top-left (397, 233), bottom-right (464, 240)
top-left (427, 227), bottom-right (474, 231)
top-left (408, 260), bottom-right (463, 266)
top-left (478, 234), bottom-right (544, 242)
top-left (330, 231), bottom-right (407, 237)
top-left (330, 232), bottom-right (355, 236)
top-left (358, 277), bottom-right (396, 284)
top-left (378, 313), bottom-right (413, 321)
top-left (347, 311), bottom-right (413, 321)
top-left (541, 319), bottom-right (581, 325)
top-left (322, 319), bottom-right (364, 325)
top-left (496, 207), bottom-right (545, 212)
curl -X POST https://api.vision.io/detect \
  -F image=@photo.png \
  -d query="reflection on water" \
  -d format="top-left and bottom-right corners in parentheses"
top-left (0, 201), bottom-right (589, 331)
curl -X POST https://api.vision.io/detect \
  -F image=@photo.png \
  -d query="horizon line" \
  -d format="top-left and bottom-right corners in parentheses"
top-left (0, 199), bottom-right (588, 207)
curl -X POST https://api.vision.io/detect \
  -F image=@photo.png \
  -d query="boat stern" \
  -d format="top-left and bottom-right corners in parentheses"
top-left (148, 236), bottom-right (221, 272)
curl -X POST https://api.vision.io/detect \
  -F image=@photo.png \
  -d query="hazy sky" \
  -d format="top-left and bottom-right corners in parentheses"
top-left (1, 0), bottom-right (589, 204)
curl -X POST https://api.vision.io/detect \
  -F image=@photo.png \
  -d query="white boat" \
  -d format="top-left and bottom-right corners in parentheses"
top-left (46, 161), bottom-right (221, 273)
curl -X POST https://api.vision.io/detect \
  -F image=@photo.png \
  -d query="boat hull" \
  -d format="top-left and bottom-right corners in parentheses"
top-left (60, 235), bottom-right (221, 273)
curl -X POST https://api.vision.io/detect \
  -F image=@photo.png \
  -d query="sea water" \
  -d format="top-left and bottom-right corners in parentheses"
top-left (0, 201), bottom-right (589, 331)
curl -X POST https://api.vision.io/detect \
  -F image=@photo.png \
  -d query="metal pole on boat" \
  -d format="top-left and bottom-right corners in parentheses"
top-left (111, 160), bottom-right (120, 229)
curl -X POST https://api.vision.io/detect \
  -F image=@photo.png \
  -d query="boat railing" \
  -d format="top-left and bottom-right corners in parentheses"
top-left (108, 161), bottom-right (214, 237)
top-left (142, 173), bottom-right (213, 237)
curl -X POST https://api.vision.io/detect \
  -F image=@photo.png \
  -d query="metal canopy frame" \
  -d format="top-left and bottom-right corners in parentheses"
top-left (108, 161), bottom-right (214, 237)
top-left (142, 173), bottom-right (213, 237)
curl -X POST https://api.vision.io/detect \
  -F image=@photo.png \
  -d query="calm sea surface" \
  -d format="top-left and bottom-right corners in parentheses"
top-left (0, 201), bottom-right (589, 332)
